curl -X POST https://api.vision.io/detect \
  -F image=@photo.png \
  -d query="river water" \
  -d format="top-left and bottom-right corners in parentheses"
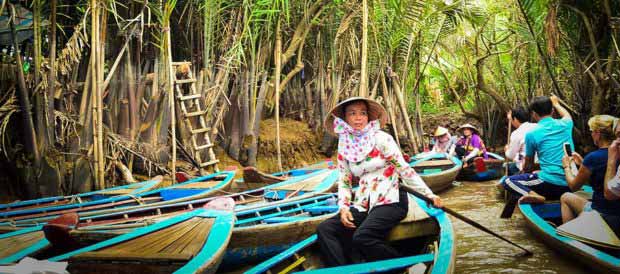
top-left (441, 179), bottom-right (588, 274)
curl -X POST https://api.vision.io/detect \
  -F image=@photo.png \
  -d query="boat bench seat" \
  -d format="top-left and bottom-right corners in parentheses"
top-left (74, 251), bottom-right (191, 262)
top-left (303, 206), bottom-right (338, 215)
top-left (263, 216), bottom-right (311, 224)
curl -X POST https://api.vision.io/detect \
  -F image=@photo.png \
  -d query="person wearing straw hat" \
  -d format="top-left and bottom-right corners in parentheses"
top-left (316, 97), bottom-right (441, 266)
top-left (431, 126), bottom-right (456, 155)
top-left (559, 115), bottom-right (620, 236)
top-left (455, 123), bottom-right (488, 166)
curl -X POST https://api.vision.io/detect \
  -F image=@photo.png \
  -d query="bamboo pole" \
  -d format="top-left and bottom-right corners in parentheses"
top-left (47, 0), bottom-right (57, 144)
top-left (275, 17), bottom-right (283, 172)
top-left (167, 20), bottom-right (176, 184)
top-left (359, 0), bottom-right (368, 97)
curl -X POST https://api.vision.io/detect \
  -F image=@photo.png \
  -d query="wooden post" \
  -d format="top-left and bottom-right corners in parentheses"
top-left (359, 0), bottom-right (369, 97)
top-left (275, 17), bottom-right (283, 172)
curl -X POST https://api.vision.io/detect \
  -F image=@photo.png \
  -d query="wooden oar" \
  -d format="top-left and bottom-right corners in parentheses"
top-left (501, 114), bottom-right (519, 219)
top-left (400, 183), bottom-right (534, 257)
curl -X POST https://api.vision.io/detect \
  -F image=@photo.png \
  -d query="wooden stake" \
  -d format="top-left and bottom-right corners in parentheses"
top-left (359, 0), bottom-right (368, 97)
top-left (275, 17), bottom-right (283, 173)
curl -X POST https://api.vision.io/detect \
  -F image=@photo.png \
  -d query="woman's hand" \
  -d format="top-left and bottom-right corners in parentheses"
top-left (429, 195), bottom-right (443, 208)
top-left (562, 154), bottom-right (572, 169)
top-left (610, 139), bottom-right (620, 162)
top-left (571, 152), bottom-right (583, 166)
top-left (340, 207), bottom-right (356, 228)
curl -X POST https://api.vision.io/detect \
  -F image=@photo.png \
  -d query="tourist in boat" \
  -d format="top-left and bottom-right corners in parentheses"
top-left (455, 123), bottom-right (488, 166)
top-left (501, 95), bottom-right (573, 203)
top-left (602, 119), bottom-right (620, 236)
top-left (316, 97), bottom-right (442, 266)
top-left (560, 115), bottom-right (620, 234)
top-left (431, 126), bottom-right (456, 155)
top-left (505, 106), bottom-right (538, 175)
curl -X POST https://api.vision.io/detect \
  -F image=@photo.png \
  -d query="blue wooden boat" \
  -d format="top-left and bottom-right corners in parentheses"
top-left (410, 153), bottom-right (462, 192)
top-left (0, 178), bottom-right (161, 214)
top-left (457, 152), bottom-right (505, 181)
top-left (47, 204), bottom-right (235, 274)
top-left (0, 226), bottom-right (47, 264)
top-left (519, 201), bottom-right (620, 273)
top-left (243, 194), bottom-right (456, 274)
top-left (241, 160), bottom-right (334, 187)
top-left (0, 170), bottom-right (235, 226)
top-left (44, 170), bottom-right (339, 245)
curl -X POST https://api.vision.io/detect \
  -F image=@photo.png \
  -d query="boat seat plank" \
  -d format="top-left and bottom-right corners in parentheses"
top-left (0, 231), bottom-right (44, 258)
top-left (171, 181), bottom-right (222, 189)
top-left (414, 160), bottom-right (453, 168)
top-left (71, 251), bottom-right (192, 262)
top-left (272, 172), bottom-right (330, 191)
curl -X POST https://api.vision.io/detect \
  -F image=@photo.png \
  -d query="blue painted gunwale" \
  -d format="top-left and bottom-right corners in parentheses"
top-left (519, 202), bottom-right (620, 272)
top-left (410, 153), bottom-right (463, 175)
top-left (48, 208), bottom-right (235, 274)
top-left (0, 225), bottom-right (49, 264)
top-left (0, 179), bottom-right (160, 212)
top-left (0, 171), bottom-right (235, 221)
top-left (244, 195), bottom-right (456, 274)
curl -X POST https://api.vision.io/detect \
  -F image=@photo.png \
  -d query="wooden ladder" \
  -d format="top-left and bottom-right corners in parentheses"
top-left (172, 61), bottom-right (219, 172)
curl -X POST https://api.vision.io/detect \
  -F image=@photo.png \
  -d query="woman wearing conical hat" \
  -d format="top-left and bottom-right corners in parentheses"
top-left (455, 123), bottom-right (488, 166)
top-left (431, 126), bottom-right (457, 155)
top-left (316, 97), bottom-right (441, 266)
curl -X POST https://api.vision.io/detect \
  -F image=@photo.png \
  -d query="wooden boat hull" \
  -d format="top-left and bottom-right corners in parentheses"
top-left (457, 152), bottom-right (505, 181)
top-left (520, 202), bottom-right (620, 273)
top-left (49, 207), bottom-right (235, 274)
top-left (0, 171), bottom-right (235, 226)
top-left (42, 171), bottom-right (339, 249)
top-left (0, 178), bottom-right (162, 214)
top-left (411, 153), bottom-right (462, 193)
top-left (0, 226), bottom-right (48, 264)
top-left (245, 194), bottom-right (455, 274)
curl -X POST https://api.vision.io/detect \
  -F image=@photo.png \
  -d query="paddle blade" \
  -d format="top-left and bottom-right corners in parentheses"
top-left (500, 196), bottom-right (518, 219)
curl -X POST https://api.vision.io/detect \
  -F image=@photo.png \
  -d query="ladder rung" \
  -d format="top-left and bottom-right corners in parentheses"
top-left (185, 110), bottom-right (207, 117)
top-left (172, 61), bottom-right (192, 66)
top-left (200, 160), bottom-right (219, 168)
top-left (178, 93), bottom-right (202, 101)
top-left (191, 127), bottom-right (211, 134)
top-left (175, 78), bottom-right (196, 84)
top-left (195, 143), bottom-right (214, 150)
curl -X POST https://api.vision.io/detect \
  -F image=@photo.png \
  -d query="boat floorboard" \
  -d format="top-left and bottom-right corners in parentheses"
top-left (74, 217), bottom-right (213, 262)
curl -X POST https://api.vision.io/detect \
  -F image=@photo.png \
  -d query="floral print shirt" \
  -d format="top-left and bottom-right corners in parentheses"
top-left (337, 130), bottom-right (435, 212)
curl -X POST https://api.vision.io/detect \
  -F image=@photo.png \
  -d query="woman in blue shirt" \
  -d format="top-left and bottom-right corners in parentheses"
top-left (561, 115), bottom-right (620, 233)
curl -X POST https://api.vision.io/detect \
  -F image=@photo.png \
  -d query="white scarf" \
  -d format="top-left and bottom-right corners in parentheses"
top-left (333, 117), bottom-right (380, 162)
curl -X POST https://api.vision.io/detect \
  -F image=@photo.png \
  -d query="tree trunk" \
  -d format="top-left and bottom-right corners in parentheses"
top-left (9, 4), bottom-right (40, 166)
top-left (46, 0), bottom-right (58, 146)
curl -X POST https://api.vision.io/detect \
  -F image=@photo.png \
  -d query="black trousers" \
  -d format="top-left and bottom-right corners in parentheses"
top-left (316, 190), bottom-right (409, 267)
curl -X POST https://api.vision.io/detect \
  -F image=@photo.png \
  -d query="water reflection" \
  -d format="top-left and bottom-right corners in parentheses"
top-left (442, 180), bottom-right (588, 274)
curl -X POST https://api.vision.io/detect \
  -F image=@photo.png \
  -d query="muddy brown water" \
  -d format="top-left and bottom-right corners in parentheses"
top-left (443, 179), bottom-right (588, 274)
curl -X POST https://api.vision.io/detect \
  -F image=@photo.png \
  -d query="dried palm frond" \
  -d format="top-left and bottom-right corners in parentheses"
top-left (544, 3), bottom-right (559, 57)
top-left (0, 88), bottom-right (19, 159)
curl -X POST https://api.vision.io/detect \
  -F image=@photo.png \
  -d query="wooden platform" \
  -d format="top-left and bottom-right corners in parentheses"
top-left (74, 217), bottom-right (213, 262)
top-left (0, 230), bottom-right (45, 258)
